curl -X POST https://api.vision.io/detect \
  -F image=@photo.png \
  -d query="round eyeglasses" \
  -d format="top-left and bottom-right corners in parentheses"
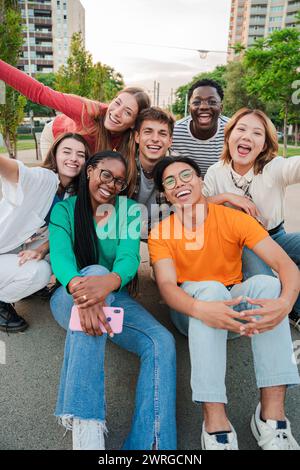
top-left (98, 169), bottom-right (128, 192)
top-left (162, 168), bottom-right (196, 190)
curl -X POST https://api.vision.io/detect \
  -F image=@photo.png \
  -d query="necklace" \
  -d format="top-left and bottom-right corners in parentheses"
top-left (141, 166), bottom-right (154, 179)
top-left (230, 170), bottom-right (253, 200)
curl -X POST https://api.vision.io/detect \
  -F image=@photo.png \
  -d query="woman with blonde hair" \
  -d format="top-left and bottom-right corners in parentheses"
top-left (0, 59), bottom-right (150, 196)
top-left (203, 108), bottom-right (300, 330)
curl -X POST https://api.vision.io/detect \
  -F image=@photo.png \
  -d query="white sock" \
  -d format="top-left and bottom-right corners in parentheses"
top-left (72, 418), bottom-right (107, 450)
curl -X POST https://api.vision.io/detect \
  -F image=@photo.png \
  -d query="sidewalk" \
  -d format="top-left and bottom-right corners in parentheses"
top-left (0, 150), bottom-right (300, 450)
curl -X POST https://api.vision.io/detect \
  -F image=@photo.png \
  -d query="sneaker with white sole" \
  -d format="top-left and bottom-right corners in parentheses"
top-left (201, 422), bottom-right (239, 450)
top-left (251, 403), bottom-right (300, 450)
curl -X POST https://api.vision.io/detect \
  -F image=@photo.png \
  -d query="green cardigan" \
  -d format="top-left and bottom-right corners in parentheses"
top-left (49, 195), bottom-right (141, 290)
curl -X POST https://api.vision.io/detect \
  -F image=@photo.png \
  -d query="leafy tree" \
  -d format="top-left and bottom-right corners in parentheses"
top-left (91, 63), bottom-right (124, 102)
top-left (172, 65), bottom-right (227, 117)
top-left (55, 32), bottom-right (94, 98)
top-left (222, 60), bottom-right (266, 117)
top-left (244, 28), bottom-right (300, 156)
top-left (55, 32), bottom-right (124, 102)
top-left (0, 1), bottom-right (26, 158)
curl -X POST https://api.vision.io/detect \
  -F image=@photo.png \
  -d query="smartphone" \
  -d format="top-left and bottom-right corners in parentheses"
top-left (69, 305), bottom-right (124, 334)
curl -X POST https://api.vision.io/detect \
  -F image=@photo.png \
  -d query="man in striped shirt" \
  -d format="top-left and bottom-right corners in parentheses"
top-left (172, 79), bottom-right (228, 176)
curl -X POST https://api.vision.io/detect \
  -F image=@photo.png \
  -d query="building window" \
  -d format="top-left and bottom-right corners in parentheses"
top-left (269, 16), bottom-right (282, 22)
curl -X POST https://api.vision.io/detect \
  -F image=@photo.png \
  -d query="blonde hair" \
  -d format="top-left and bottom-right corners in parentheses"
top-left (69, 88), bottom-right (150, 197)
top-left (221, 108), bottom-right (278, 174)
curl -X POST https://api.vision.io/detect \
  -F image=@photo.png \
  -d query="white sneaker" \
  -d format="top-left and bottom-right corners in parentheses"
top-left (251, 403), bottom-right (300, 450)
top-left (201, 422), bottom-right (239, 450)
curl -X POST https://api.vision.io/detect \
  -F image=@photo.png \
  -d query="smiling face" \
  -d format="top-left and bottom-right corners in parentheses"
top-left (104, 92), bottom-right (139, 133)
top-left (87, 158), bottom-right (127, 211)
top-left (135, 119), bottom-right (172, 163)
top-left (229, 113), bottom-right (266, 175)
top-left (55, 137), bottom-right (86, 181)
top-left (189, 86), bottom-right (222, 137)
top-left (162, 162), bottom-right (203, 207)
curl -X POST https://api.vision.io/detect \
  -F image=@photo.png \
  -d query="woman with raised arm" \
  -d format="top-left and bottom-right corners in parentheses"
top-left (0, 59), bottom-right (150, 195)
top-left (0, 133), bottom-right (89, 332)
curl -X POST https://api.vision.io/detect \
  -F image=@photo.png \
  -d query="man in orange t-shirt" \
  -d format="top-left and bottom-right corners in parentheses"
top-left (148, 156), bottom-right (300, 451)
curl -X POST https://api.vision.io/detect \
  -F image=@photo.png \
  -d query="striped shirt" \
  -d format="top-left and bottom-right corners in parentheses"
top-left (171, 115), bottom-right (229, 176)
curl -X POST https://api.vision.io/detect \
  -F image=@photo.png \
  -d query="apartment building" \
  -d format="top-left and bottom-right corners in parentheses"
top-left (18, 0), bottom-right (85, 74)
top-left (228, 0), bottom-right (300, 60)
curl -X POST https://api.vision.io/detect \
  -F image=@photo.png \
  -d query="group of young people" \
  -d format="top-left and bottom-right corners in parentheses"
top-left (0, 58), bottom-right (300, 451)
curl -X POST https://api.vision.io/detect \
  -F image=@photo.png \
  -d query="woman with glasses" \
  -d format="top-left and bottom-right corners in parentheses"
top-left (203, 108), bottom-right (300, 331)
top-left (0, 59), bottom-right (150, 196)
top-left (48, 150), bottom-right (176, 450)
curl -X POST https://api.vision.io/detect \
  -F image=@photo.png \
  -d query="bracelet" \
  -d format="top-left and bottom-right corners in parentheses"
top-left (111, 272), bottom-right (122, 285)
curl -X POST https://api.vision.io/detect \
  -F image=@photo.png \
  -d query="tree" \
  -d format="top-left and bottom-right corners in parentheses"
top-left (25, 73), bottom-right (57, 117)
top-left (55, 32), bottom-right (124, 102)
top-left (222, 60), bottom-right (265, 117)
top-left (172, 65), bottom-right (227, 118)
top-left (91, 63), bottom-right (124, 102)
top-left (55, 32), bottom-right (94, 98)
top-left (0, 1), bottom-right (26, 158)
top-left (244, 28), bottom-right (300, 156)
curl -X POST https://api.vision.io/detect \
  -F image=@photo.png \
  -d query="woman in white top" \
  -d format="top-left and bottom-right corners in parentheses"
top-left (0, 132), bottom-right (89, 333)
top-left (203, 108), bottom-right (300, 330)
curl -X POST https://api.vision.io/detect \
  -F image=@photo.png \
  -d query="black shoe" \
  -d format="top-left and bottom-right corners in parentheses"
top-left (289, 309), bottom-right (300, 333)
top-left (0, 301), bottom-right (28, 333)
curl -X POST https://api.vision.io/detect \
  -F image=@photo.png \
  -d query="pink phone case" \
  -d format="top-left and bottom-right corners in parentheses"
top-left (69, 305), bottom-right (124, 334)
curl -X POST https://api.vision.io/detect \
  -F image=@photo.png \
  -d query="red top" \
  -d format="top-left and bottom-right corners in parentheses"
top-left (0, 59), bottom-right (122, 153)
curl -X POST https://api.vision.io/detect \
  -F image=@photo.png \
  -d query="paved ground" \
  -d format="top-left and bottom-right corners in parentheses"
top-left (0, 151), bottom-right (300, 450)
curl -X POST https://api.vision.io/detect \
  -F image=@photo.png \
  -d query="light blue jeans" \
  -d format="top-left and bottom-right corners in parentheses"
top-left (242, 227), bottom-right (300, 316)
top-left (170, 275), bottom-right (300, 404)
top-left (50, 265), bottom-right (177, 450)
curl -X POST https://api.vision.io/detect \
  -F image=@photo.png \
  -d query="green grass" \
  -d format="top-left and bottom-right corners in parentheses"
top-left (0, 139), bottom-right (35, 153)
top-left (278, 145), bottom-right (300, 157)
top-left (1, 140), bottom-right (299, 158)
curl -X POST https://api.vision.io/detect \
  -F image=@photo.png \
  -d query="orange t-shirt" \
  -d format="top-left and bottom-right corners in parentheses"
top-left (148, 203), bottom-right (268, 286)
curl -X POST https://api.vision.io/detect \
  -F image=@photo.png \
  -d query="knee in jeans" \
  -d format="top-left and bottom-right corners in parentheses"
top-left (159, 328), bottom-right (176, 360)
top-left (143, 327), bottom-right (176, 364)
top-left (80, 264), bottom-right (110, 277)
top-left (253, 274), bottom-right (281, 297)
top-left (192, 281), bottom-right (231, 302)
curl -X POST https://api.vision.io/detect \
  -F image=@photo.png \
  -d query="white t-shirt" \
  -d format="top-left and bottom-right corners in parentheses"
top-left (0, 161), bottom-right (59, 253)
top-left (203, 156), bottom-right (300, 230)
top-left (171, 115), bottom-right (229, 176)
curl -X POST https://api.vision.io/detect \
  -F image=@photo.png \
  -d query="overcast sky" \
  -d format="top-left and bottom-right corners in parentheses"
top-left (80, 0), bottom-right (231, 106)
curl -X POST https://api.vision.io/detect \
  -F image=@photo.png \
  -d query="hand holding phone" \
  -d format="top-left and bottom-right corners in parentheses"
top-left (69, 305), bottom-right (124, 334)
